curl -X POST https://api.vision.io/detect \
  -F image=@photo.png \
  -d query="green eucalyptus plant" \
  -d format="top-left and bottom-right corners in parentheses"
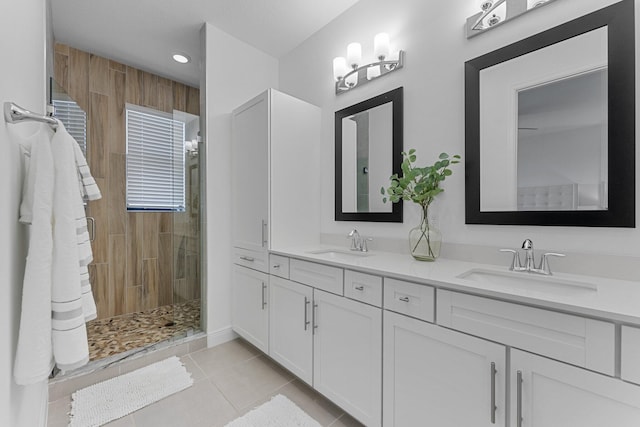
top-left (382, 149), bottom-right (461, 260)
top-left (381, 149), bottom-right (461, 209)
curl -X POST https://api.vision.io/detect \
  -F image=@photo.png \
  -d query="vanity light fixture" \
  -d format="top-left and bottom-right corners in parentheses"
top-left (467, 0), bottom-right (556, 38)
top-left (332, 33), bottom-right (405, 95)
top-left (172, 53), bottom-right (190, 64)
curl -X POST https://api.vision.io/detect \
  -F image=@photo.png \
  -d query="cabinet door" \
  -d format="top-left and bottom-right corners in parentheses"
top-left (313, 289), bottom-right (382, 427)
top-left (231, 265), bottom-right (269, 353)
top-left (269, 277), bottom-right (313, 385)
top-left (231, 92), bottom-right (269, 251)
top-left (384, 311), bottom-right (506, 427)
top-left (511, 349), bottom-right (640, 427)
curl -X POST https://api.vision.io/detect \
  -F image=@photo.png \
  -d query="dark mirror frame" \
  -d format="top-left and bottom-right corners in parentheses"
top-left (465, 0), bottom-right (635, 227)
top-left (335, 87), bottom-right (404, 222)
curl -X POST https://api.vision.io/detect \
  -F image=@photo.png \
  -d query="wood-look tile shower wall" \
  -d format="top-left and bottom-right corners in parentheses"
top-left (54, 43), bottom-right (201, 319)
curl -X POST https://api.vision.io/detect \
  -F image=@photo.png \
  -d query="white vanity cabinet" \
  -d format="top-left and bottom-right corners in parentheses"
top-left (313, 289), bottom-right (382, 427)
top-left (383, 310), bottom-right (506, 427)
top-left (231, 89), bottom-right (320, 258)
top-left (231, 264), bottom-right (269, 353)
top-left (268, 276), bottom-right (313, 385)
top-left (511, 349), bottom-right (640, 427)
top-left (268, 261), bottom-right (382, 427)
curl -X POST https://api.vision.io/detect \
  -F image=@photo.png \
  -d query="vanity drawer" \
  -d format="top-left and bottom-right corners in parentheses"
top-left (290, 259), bottom-right (343, 295)
top-left (437, 290), bottom-right (615, 375)
top-left (621, 325), bottom-right (640, 385)
top-left (269, 254), bottom-right (290, 279)
top-left (233, 247), bottom-right (268, 273)
top-left (383, 278), bottom-right (434, 323)
top-left (344, 270), bottom-right (382, 307)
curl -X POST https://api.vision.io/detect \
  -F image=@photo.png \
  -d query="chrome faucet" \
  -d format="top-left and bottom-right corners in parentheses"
top-left (499, 239), bottom-right (565, 275)
top-left (347, 229), bottom-right (372, 252)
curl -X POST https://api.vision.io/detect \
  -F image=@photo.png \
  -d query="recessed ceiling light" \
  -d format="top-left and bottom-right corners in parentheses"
top-left (172, 53), bottom-right (190, 64)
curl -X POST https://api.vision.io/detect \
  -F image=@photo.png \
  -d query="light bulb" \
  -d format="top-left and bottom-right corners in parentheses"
top-left (333, 57), bottom-right (348, 81)
top-left (347, 42), bottom-right (362, 69)
top-left (479, 0), bottom-right (493, 11)
top-left (374, 33), bottom-right (390, 60)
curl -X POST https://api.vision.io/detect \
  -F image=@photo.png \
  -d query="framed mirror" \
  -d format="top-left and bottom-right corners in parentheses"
top-left (335, 87), bottom-right (403, 222)
top-left (465, 0), bottom-right (635, 227)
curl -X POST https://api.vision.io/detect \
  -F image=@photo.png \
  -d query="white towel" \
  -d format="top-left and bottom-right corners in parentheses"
top-left (72, 141), bottom-right (101, 201)
top-left (51, 122), bottom-right (92, 371)
top-left (14, 125), bottom-right (55, 385)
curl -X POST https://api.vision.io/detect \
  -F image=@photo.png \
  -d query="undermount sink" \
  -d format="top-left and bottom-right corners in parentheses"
top-left (457, 268), bottom-right (598, 296)
top-left (307, 249), bottom-right (373, 258)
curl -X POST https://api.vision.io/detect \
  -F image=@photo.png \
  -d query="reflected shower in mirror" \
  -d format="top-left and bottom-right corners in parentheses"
top-left (335, 87), bottom-right (403, 222)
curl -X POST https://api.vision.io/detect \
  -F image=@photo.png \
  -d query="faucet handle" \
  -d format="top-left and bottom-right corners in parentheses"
top-left (499, 249), bottom-right (522, 271)
top-left (538, 252), bottom-right (565, 275)
top-left (362, 237), bottom-right (373, 252)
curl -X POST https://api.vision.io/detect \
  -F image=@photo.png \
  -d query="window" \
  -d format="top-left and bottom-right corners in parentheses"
top-left (126, 104), bottom-right (186, 212)
top-left (53, 99), bottom-right (87, 155)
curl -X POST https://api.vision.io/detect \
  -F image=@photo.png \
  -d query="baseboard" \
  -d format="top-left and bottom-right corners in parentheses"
top-left (206, 327), bottom-right (238, 348)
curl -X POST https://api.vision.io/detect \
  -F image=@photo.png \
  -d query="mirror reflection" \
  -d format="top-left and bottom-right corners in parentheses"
top-left (341, 103), bottom-right (393, 213)
top-left (517, 69), bottom-right (608, 211)
top-left (335, 87), bottom-right (403, 222)
top-left (478, 27), bottom-right (608, 212)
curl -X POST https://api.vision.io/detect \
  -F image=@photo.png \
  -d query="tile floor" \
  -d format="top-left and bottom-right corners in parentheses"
top-left (47, 338), bottom-right (364, 427)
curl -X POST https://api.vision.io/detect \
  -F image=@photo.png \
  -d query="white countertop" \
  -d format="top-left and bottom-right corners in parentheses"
top-left (271, 245), bottom-right (640, 326)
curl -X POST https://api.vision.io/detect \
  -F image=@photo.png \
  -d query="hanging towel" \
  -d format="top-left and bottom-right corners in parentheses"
top-left (60, 123), bottom-right (99, 321)
top-left (51, 122), bottom-right (92, 372)
top-left (14, 125), bottom-right (55, 385)
top-left (72, 141), bottom-right (101, 201)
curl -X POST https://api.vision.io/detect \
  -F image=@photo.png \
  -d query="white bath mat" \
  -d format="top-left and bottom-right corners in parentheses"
top-left (69, 356), bottom-right (193, 426)
top-left (225, 394), bottom-right (322, 427)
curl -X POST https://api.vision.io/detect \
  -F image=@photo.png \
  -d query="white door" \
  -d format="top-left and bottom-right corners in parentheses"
top-left (312, 289), bottom-right (382, 427)
top-left (384, 311), bottom-right (506, 427)
top-left (231, 265), bottom-right (269, 353)
top-left (269, 277), bottom-right (313, 385)
top-left (231, 92), bottom-right (269, 251)
top-left (511, 349), bottom-right (640, 427)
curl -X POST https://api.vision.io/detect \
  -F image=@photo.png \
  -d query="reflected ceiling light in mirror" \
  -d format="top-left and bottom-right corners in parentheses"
top-left (172, 53), bottom-right (190, 64)
top-left (467, 0), bottom-right (556, 38)
top-left (332, 32), bottom-right (404, 95)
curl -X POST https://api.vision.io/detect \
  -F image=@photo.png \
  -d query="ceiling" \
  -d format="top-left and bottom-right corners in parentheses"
top-left (50, 0), bottom-right (361, 87)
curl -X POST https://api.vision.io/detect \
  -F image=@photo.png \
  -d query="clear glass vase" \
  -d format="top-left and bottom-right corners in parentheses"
top-left (409, 205), bottom-right (441, 261)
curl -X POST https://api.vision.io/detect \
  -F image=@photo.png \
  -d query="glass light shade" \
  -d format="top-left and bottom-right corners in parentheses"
top-left (172, 53), bottom-right (190, 64)
top-left (527, 0), bottom-right (548, 9)
top-left (347, 42), bottom-right (362, 69)
top-left (479, 0), bottom-right (493, 11)
top-left (333, 57), bottom-right (348, 81)
top-left (374, 33), bottom-right (390, 60)
top-left (367, 65), bottom-right (381, 80)
top-left (482, 2), bottom-right (506, 26)
top-left (345, 72), bottom-right (358, 87)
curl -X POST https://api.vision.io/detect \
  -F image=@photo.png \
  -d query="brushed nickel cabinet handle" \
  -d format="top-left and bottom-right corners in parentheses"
top-left (398, 296), bottom-right (410, 302)
top-left (272, 264), bottom-right (280, 269)
top-left (354, 285), bottom-right (364, 291)
top-left (517, 370), bottom-right (523, 427)
top-left (312, 302), bottom-right (318, 334)
top-left (240, 256), bottom-right (254, 262)
top-left (261, 282), bottom-right (267, 310)
top-left (304, 297), bottom-right (310, 331)
top-left (261, 220), bottom-right (268, 247)
top-left (490, 362), bottom-right (497, 424)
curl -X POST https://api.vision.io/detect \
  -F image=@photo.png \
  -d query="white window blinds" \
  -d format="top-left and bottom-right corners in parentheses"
top-left (52, 99), bottom-right (87, 155)
top-left (126, 104), bottom-right (186, 212)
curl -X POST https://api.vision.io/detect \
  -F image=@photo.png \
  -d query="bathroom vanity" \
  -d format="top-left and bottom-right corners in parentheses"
top-left (232, 246), bottom-right (640, 427)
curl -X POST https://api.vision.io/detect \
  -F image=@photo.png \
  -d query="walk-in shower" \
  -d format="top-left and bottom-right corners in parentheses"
top-left (52, 44), bottom-right (203, 364)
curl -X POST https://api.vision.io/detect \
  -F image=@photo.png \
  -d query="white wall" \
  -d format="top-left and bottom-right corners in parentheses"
top-left (201, 23), bottom-right (279, 343)
top-left (278, 0), bottom-right (640, 258)
top-left (0, 0), bottom-right (49, 425)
